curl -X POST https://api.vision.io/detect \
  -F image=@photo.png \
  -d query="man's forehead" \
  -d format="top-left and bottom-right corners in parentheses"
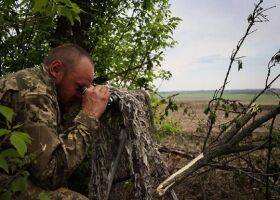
top-left (71, 66), bottom-right (94, 83)
top-left (76, 71), bottom-right (93, 82)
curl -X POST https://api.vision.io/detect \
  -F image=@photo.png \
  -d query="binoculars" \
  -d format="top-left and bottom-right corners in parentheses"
top-left (77, 86), bottom-right (119, 108)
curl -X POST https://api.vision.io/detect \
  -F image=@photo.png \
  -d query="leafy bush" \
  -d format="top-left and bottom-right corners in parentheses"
top-left (150, 94), bottom-right (182, 141)
top-left (160, 120), bottom-right (182, 135)
top-left (0, 105), bottom-right (33, 199)
top-left (0, 0), bottom-right (180, 91)
top-left (154, 119), bottom-right (182, 143)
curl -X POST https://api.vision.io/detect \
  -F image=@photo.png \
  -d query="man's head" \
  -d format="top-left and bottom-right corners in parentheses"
top-left (44, 44), bottom-right (94, 106)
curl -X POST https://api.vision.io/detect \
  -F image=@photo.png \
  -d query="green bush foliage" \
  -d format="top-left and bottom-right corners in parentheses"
top-left (151, 94), bottom-right (182, 142)
top-left (0, 0), bottom-right (180, 90)
top-left (0, 1), bottom-right (180, 197)
top-left (0, 105), bottom-right (33, 199)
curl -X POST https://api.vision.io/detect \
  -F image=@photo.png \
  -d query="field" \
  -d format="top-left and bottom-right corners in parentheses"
top-left (160, 90), bottom-right (279, 105)
top-left (157, 90), bottom-right (280, 199)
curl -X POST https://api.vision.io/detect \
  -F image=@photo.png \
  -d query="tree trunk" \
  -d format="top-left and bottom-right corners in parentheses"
top-left (50, 0), bottom-right (92, 51)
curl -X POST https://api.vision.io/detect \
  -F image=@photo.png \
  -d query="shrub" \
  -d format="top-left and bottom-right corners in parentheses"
top-left (0, 105), bottom-right (32, 199)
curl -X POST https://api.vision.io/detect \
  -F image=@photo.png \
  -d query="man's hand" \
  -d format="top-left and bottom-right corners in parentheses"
top-left (82, 85), bottom-right (110, 119)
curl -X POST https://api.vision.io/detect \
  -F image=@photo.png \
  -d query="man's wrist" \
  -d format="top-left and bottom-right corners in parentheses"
top-left (75, 110), bottom-right (100, 130)
top-left (82, 108), bottom-right (100, 120)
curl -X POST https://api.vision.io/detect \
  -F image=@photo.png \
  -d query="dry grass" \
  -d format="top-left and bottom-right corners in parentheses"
top-left (158, 100), bottom-right (280, 200)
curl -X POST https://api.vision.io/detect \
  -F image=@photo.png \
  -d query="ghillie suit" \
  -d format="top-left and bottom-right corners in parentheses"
top-left (88, 89), bottom-right (177, 200)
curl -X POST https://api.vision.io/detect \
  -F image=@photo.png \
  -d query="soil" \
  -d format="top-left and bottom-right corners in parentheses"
top-left (158, 100), bottom-right (280, 200)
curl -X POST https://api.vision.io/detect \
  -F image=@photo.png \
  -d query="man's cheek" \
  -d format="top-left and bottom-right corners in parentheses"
top-left (69, 93), bottom-right (82, 103)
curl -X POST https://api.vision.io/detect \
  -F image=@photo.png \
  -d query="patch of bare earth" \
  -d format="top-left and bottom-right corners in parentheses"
top-left (159, 101), bottom-right (280, 200)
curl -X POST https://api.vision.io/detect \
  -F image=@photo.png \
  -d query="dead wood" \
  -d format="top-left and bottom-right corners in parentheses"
top-left (156, 105), bottom-right (280, 196)
top-left (157, 145), bottom-right (195, 159)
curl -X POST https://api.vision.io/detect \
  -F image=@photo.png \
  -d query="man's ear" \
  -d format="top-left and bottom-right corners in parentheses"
top-left (48, 60), bottom-right (65, 83)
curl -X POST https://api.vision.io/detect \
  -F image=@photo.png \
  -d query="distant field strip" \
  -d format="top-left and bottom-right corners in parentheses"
top-left (159, 91), bottom-right (279, 105)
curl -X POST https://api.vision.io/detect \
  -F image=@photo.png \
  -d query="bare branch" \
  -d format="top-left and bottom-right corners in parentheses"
top-left (157, 105), bottom-right (280, 196)
top-left (157, 145), bottom-right (195, 159)
top-left (203, 0), bottom-right (274, 151)
top-left (228, 106), bottom-right (280, 146)
top-left (216, 105), bottom-right (259, 146)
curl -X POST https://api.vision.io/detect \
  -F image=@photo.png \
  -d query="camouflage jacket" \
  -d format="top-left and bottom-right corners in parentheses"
top-left (0, 65), bottom-right (99, 190)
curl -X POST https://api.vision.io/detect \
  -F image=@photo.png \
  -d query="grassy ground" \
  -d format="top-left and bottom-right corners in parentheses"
top-left (157, 92), bottom-right (280, 199)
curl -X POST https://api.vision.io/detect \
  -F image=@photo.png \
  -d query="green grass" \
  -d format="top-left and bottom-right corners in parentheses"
top-left (154, 119), bottom-right (182, 142)
top-left (159, 90), bottom-right (279, 105)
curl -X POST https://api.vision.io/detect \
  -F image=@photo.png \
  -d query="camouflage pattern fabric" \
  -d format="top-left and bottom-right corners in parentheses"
top-left (89, 90), bottom-right (177, 200)
top-left (0, 65), bottom-right (99, 199)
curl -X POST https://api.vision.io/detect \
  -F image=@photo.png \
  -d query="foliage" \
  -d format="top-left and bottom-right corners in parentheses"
top-left (0, 2), bottom-right (179, 197)
top-left (38, 192), bottom-right (51, 200)
top-left (151, 94), bottom-right (182, 142)
top-left (32, 0), bottom-right (81, 25)
top-left (151, 92), bottom-right (179, 119)
top-left (159, 119), bottom-right (181, 135)
top-left (0, 105), bottom-right (33, 199)
top-left (0, 0), bottom-right (180, 90)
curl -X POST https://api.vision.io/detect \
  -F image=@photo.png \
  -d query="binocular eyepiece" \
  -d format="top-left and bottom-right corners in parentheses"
top-left (77, 86), bottom-right (119, 108)
top-left (107, 93), bottom-right (119, 107)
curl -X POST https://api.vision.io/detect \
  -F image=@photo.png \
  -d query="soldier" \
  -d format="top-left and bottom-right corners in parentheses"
top-left (0, 44), bottom-right (110, 199)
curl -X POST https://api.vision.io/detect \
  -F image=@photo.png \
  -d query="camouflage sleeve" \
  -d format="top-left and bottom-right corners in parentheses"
top-left (22, 94), bottom-right (99, 189)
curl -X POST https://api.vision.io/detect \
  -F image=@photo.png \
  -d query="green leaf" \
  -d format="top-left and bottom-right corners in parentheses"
top-left (60, 7), bottom-right (74, 25)
top-left (209, 112), bottom-right (216, 124)
top-left (39, 192), bottom-right (51, 200)
top-left (220, 124), bottom-right (227, 132)
top-left (238, 60), bottom-right (242, 71)
top-left (33, 0), bottom-right (48, 12)
top-left (0, 191), bottom-right (12, 200)
top-left (0, 129), bottom-right (9, 137)
top-left (10, 133), bottom-right (27, 157)
top-left (12, 131), bottom-right (31, 144)
top-left (57, 0), bottom-right (72, 5)
top-left (71, 2), bottom-right (81, 14)
top-left (225, 111), bottom-right (229, 118)
top-left (143, 0), bottom-right (152, 11)
top-left (75, 15), bottom-right (81, 24)
top-left (0, 105), bottom-right (14, 123)
top-left (204, 107), bottom-right (210, 115)
top-left (11, 176), bottom-right (27, 193)
top-left (0, 148), bottom-right (19, 158)
top-left (0, 157), bottom-right (9, 173)
top-left (22, 170), bottom-right (30, 178)
top-left (274, 53), bottom-right (280, 63)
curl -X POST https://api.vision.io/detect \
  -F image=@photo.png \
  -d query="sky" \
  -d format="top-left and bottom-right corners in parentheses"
top-left (155, 0), bottom-right (280, 91)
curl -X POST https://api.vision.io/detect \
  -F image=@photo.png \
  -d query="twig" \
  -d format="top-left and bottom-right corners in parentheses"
top-left (157, 145), bottom-right (195, 159)
top-left (156, 105), bottom-right (280, 196)
top-left (203, 0), bottom-right (270, 151)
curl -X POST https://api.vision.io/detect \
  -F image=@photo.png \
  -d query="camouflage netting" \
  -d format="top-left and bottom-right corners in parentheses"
top-left (88, 89), bottom-right (176, 200)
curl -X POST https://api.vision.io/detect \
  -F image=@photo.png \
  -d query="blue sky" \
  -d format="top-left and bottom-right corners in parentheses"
top-left (156, 0), bottom-right (280, 91)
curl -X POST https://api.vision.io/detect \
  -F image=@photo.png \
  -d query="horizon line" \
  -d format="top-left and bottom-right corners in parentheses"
top-left (158, 88), bottom-right (280, 92)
